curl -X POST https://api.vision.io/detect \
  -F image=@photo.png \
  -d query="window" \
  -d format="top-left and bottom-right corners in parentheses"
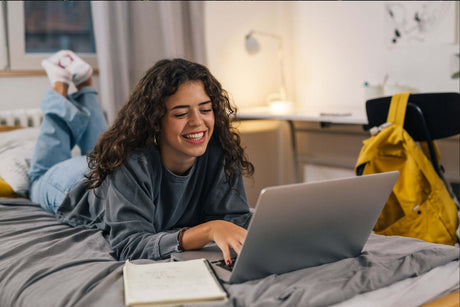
top-left (2, 1), bottom-right (97, 71)
top-left (24, 1), bottom-right (96, 53)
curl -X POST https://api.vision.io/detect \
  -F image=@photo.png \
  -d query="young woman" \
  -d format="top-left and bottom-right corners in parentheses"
top-left (30, 51), bottom-right (254, 266)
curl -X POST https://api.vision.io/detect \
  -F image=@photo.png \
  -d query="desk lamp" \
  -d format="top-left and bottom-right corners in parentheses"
top-left (245, 30), bottom-right (292, 114)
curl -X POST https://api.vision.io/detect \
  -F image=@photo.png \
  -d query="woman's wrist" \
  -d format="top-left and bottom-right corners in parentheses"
top-left (180, 221), bottom-right (214, 251)
top-left (177, 227), bottom-right (189, 252)
top-left (204, 220), bottom-right (216, 241)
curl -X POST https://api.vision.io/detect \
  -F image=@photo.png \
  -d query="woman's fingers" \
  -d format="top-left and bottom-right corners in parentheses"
top-left (229, 239), bottom-right (243, 255)
top-left (217, 239), bottom-right (244, 266)
top-left (216, 242), bottom-right (232, 265)
top-left (209, 221), bottom-right (247, 265)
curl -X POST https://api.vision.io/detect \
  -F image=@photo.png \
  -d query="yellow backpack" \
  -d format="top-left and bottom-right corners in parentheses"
top-left (355, 92), bottom-right (459, 245)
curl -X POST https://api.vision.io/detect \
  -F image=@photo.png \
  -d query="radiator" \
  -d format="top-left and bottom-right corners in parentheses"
top-left (0, 108), bottom-right (42, 127)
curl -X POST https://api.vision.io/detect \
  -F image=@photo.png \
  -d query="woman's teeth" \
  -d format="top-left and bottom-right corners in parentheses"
top-left (184, 132), bottom-right (204, 140)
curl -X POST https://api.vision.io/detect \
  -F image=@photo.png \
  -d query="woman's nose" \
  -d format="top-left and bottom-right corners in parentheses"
top-left (189, 109), bottom-right (203, 126)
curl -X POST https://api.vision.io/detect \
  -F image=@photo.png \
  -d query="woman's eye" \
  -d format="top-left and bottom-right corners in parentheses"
top-left (200, 109), bottom-right (212, 114)
top-left (174, 113), bottom-right (187, 118)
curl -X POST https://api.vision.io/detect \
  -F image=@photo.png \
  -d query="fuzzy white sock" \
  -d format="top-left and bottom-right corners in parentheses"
top-left (41, 59), bottom-right (71, 85)
top-left (48, 50), bottom-right (93, 86)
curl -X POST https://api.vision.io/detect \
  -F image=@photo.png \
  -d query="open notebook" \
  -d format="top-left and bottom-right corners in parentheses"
top-left (123, 259), bottom-right (227, 306)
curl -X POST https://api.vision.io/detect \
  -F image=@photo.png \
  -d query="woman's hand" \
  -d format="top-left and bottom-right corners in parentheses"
top-left (180, 220), bottom-right (247, 266)
top-left (207, 220), bottom-right (246, 266)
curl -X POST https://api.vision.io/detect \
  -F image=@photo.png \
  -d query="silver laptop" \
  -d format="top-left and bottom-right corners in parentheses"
top-left (172, 171), bottom-right (399, 283)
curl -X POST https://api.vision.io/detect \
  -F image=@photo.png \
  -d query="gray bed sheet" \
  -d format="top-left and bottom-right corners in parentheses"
top-left (0, 198), bottom-right (459, 307)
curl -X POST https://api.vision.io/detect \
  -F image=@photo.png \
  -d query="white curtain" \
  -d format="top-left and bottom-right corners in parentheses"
top-left (91, 1), bottom-right (207, 124)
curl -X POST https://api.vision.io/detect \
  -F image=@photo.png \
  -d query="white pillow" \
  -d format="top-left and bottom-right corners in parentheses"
top-left (0, 127), bottom-right (82, 196)
top-left (0, 127), bottom-right (39, 196)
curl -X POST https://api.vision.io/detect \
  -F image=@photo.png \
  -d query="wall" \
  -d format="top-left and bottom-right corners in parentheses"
top-left (0, 76), bottom-right (49, 110)
top-left (204, 1), bottom-right (294, 108)
top-left (0, 75), bottom-right (100, 111)
top-left (4, 2), bottom-right (458, 114)
top-left (291, 1), bottom-right (459, 119)
top-left (205, 2), bottom-right (459, 119)
top-left (204, 1), bottom-right (460, 197)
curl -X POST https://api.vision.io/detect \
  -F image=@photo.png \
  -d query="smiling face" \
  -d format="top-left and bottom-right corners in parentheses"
top-left (159, 81), bottom-right (215, 175)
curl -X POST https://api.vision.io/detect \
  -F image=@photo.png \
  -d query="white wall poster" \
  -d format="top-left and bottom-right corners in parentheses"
top-left (384, 1), bottom-right (458, 46)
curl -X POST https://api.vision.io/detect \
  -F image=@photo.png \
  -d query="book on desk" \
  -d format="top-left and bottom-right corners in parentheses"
top-left (123, 259), bottom-right (228, 306)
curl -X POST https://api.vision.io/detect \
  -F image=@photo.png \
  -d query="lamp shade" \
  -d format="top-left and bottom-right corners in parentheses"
top-left (245, 32), bottom-right (260, 54)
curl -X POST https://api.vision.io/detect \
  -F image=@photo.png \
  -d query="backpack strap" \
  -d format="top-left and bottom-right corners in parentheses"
top-left (420, 141), bottom-right (441, 163)
top-left (387, 92), bottom-right (411, 127)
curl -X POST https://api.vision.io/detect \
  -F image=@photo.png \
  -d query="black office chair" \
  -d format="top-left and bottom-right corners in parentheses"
top-left (365, 92), bottom-right (460, 199)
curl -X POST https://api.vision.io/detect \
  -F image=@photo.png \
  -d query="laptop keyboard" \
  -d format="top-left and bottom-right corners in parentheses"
top-left (212, 257), bottom-right (237, 272)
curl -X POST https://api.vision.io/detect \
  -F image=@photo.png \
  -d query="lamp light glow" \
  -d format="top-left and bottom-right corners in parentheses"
top-left (269, 100), bottom-right (293, 114)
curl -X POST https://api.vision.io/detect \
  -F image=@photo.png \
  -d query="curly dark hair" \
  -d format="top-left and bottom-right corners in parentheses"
top-left (85, 58), bottom-right (254, 190)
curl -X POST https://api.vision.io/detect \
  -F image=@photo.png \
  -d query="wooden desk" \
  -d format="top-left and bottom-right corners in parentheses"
top-left (236, 107), bottom-right (368, 182)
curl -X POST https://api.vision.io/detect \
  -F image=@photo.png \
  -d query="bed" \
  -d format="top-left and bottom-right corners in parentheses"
top-left (0, 123), bottom-right (459, 307)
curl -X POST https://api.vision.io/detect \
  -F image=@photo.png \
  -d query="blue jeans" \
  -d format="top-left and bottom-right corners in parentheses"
top-left (29, 87), bottom-right (107, 213)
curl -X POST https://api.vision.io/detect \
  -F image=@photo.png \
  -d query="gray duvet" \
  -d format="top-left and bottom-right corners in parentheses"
top-left (1, 198), bottom-right (458, 307)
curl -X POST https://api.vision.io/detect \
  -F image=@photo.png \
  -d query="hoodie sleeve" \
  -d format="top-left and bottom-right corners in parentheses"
top-left (102, 154), bottom-right (181, 261)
